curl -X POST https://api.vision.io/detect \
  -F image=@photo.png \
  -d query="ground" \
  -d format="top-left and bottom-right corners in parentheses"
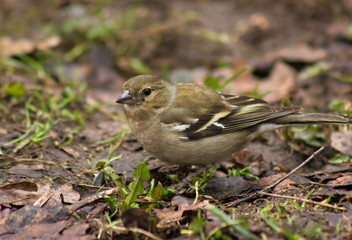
top-left (1, 1), bottom-right (352, 239)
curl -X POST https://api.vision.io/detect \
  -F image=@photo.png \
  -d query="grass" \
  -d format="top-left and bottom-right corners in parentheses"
top-left (3, 80), bottom-right (87, 150)
top-left (1, 1), bottom-right (352, 240)
top-left (203, 68), bottom-right (247, 92)
top-left (227, 166), bottom-right (259, 180)
top-left (1, 48), bottom-right (94, 157)
top-left (95, 145), bottom-right (171, 215)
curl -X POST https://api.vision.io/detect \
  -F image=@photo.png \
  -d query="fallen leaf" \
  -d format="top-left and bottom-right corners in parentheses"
top-left (260, 61), bottom-right (297, 102)
top-left (265, 44), bottom-right (327, 63)
top-left (205, 176), bottom-right (252, 200)
top-left (0, 37), bottom-right (35, 56)
top-left (0, 208), bottom-right (11, 235)
top-left (257, 173), bottom-right (297, 190)
top-left (0, 181), bottom-right (42, 206)
top-left (5, 221), bottom-right (67, 240)
top-left (231, 149), bottom-right (261, 166)
top-left (218, 66), bottom-right (259, 94)
top-left (0, 181), bottom-right (38, 192)
top-left (155, 196), bottom-right (210, 226)
top-left (331, 131), bottom-right (352, 156)
top-left (217, 62), bottom-right (296, 102)
top-left (0, 183), bottom-right (79, 207)
top-left (327, 174), bottom-right (352, 187)
top-left (36, 36), bottom-right (61, 51)
top-left (171, 195), bottom-right (193, 209)
top-left (327, 21), bottom-right (351, 40)
top-left (57, 184), bottom-right (80, 204)
top-left (7, 164), bottom-right (45, 178)
top-left (0, 36), bottom-right (61, 57)
top-left (58, 223), bottom-right (95, 240)
top-left (5, 204), bottom-right (68, 232)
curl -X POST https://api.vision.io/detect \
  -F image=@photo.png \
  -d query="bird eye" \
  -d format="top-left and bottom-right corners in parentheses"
top-left (143, 88), bottom-right (151, 96)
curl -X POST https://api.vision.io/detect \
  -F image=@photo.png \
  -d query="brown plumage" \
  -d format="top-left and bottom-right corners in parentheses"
top-left (116, 75), bottom-right (352, 165)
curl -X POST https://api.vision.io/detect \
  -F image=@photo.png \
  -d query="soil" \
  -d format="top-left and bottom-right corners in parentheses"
top-left (1, 1), bottom-right (352, 239)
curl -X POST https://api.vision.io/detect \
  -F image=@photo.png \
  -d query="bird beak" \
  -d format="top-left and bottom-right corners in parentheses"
top-left (116, 90), bottom-right (135, 104)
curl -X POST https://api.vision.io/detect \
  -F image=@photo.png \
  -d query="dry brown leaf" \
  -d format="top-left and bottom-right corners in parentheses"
top-left (0, 183), bottom-right (51, 206)
top-left (5, 221), bottom-right (67, 240)
top-left (0, 37), bottom-right (35, 56)
top-left (0, 183), bottom-right (79, 207)
top-left (214, 62), bottom-right (295, 102)
top-left (0, 208), bottom-right (11, 232)
top-left (0, 36), bottom-right (60, 57)
top-left (57, 184), bottom-right (81, 204)
top-left (327, 174), bottom-right (352, 186)
top-left (327, 21), bottom-right (351, 39)
top-left (260, 62), bottom-right (296, 102)
top-left (0, 181), bottom-right (38, 192)
top-left (331, 131), bottom-right (352, 156)
top-left (257, 173), bottom-right (296, 190)
top-left (220, 67), bottom-right (259, 94)
top-left (7, 164), bottom-right (45, 178)
top-left (231, 149), bottom-right (261, 166)
top-left (36, 36), bottom-right (61, 51)
top-left (58, 223), bottom-right (94, 240)
top-left (265, 44), bottom-right (327, 63)
top-left (155, 196), bottom-right (210, 226)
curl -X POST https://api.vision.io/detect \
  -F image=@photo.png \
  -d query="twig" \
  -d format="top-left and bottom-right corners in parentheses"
top-left (261, 192), bottom-right (346, 211)
top-left (228, 146), bottom-right (326, 207)
top-left (33, 190), bottom-right (54, 207)
top-left (261, 146), bottom-right (326, 193)
top-left (192, 181), bottom-right (199, 206)
top-left (77, 184), bottom-right (112, 190)
top-left (68, 187), bottom-right (119, 214)
top-left (17, 158), bottom-right (63, 166)
top-left (305, 181), bottom-right (351, 188)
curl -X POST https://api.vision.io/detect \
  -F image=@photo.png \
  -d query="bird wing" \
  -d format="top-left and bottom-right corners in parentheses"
top-left (163, 93), bottom-right (299, 140)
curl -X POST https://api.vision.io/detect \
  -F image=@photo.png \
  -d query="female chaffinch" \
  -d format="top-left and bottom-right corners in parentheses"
top-left (116, 75), bottom-right (351, 165)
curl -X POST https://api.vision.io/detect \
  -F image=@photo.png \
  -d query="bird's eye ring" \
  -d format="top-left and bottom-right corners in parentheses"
top-left (143, 88), bottom-right (151, 96)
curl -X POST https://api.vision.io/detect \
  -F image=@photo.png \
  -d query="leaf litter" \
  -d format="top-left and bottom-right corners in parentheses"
top-left (1, 1), bottom-right (352, 239)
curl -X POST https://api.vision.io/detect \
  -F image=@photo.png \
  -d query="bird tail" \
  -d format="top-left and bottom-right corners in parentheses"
top-left (272, 113), bottom-right (352, 126)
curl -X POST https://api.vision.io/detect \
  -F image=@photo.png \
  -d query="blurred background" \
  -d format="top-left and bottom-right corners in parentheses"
top-left (1, 0), bottom-right (352, 106)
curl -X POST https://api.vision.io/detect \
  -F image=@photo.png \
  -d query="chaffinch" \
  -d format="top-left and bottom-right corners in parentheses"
top-left (116, 75), bottom-right (352, 165)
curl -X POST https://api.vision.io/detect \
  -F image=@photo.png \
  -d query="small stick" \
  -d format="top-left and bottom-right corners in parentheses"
top-left (192, 181), bottom-right (199, 206)
top-left (261, 192), bottom-right (346, 211)
top-left (260, 146), bottom-right (326, 193)
top-left (228, 146), bottom-right (326, 207)
top-left (33, 190), bottom-right (54, 207)
top-left (68, 187), bottom-right (119, 214)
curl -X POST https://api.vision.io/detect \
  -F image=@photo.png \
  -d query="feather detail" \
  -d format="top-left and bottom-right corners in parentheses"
top-left (213, 122), bottom-right (225, 128)
top-left (171, 124), bottom-right (191, 132)
top-left (195, 108), bottom-right (231, 132)
top-left (179, 94), bottom-right (299, 140)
